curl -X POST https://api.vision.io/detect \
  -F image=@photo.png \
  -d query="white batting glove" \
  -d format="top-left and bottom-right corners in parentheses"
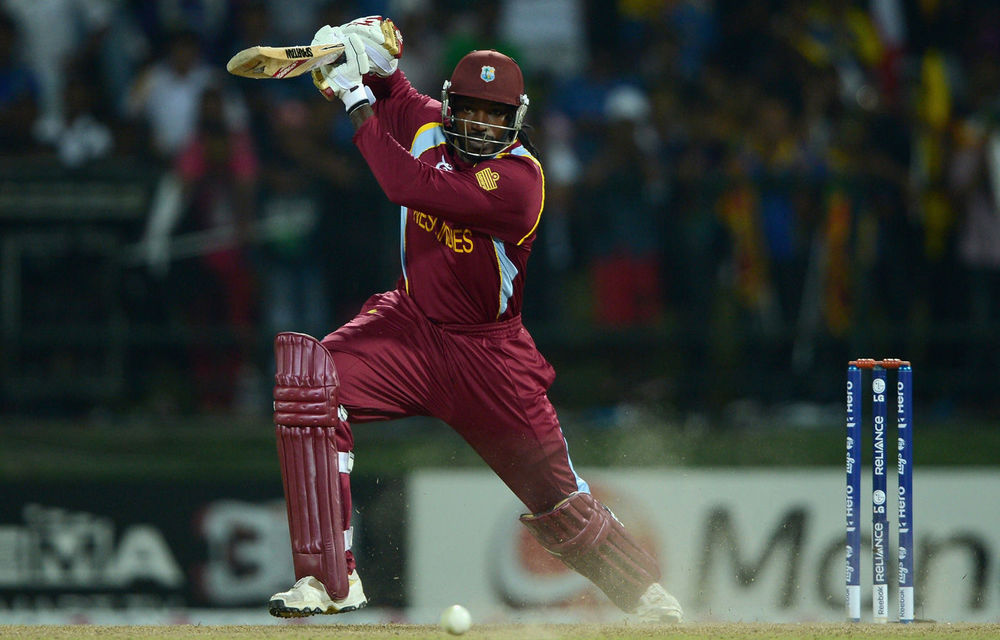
top-left (310, 23), bottom-right (345, 102)
top-left (310, 28), bottom-right (371, 112)
top-left (340, 15), bottom-right (403, 77)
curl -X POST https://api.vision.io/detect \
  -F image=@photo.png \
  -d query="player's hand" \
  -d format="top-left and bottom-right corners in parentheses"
top-left (340, 16), bottom-right (403, 77)
top-left (310, 25), bottom-right (347, 102)
top-left (310, 28), bottom-right (371, 112)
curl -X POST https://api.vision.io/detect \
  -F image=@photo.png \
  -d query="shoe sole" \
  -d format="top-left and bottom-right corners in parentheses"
top-left (268, 598), bottom-right (368, 618)
top-left (638, 610), bottom-right (683, 623)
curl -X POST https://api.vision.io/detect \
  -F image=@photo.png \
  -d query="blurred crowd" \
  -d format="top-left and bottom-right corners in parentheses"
top-left (2, 0), bottom-right (999, 415)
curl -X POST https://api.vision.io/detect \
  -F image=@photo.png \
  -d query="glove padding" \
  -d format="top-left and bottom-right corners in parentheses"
top-left (340, 15), bottom-right (403, 77)
top-left (310, 27), bottom-right (370, 111)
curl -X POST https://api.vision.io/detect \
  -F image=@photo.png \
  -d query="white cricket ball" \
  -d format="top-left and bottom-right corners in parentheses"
top-left (439, 604), bottom-right (472, 635)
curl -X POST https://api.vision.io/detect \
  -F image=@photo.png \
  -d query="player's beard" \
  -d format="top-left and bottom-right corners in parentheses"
top-left (465, 134), bottom-right (500, 156)
top-left (458, 127), bottom-right (511, 159)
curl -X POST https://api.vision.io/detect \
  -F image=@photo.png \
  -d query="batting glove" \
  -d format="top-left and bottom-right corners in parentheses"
top-left (340, 15), bottom-right (403, 77)
top-left (310, 28), bottom-right (372, 112)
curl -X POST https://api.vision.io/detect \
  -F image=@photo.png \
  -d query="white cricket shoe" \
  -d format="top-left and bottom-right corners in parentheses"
top-left (635, 582), bottom-right (684, 623)
top-left (268, 571), bottom-right (368, 618)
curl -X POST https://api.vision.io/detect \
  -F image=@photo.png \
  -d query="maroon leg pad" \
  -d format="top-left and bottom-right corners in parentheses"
top-left (275, 425), bottom-right (347, 599)
top-left (519, 492), bottom-right (661, 612)
top-left (274, 332), bottom-right (341, 427)
top-left (273, 332), bottom-right (349, 600)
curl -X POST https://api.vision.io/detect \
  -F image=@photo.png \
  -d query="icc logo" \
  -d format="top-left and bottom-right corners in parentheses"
top-left (481, 65), bottom-right (496, 82)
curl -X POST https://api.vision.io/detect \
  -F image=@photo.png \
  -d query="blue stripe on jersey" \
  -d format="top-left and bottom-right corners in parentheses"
top-left (410, 123), bottom-right (447, 158)
top-left (490, 145), bottom-right (537, 316)
top-left (402, 124), bottom-right (448, 291)
top-left (399, 204), bottom-right (408, 291)
top-left (492, 238), bottom-right (518, 316)
top-left (564, 437), bottom-right (591, 494)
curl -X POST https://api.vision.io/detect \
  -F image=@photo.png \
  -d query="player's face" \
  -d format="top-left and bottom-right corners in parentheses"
top-left (451, 96), bottom-right (513, 156)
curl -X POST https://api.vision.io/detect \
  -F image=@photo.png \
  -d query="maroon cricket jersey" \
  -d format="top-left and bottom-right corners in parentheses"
top-left (353, 71), bottom-right (544, 325)
top-left (326, 73), bottom-right (587, 513)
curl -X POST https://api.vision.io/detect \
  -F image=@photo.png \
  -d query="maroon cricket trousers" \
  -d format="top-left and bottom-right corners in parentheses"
top-left (321, 288), bottom-right (586, 514)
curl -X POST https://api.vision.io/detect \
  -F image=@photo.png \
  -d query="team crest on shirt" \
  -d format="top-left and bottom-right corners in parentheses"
top-left (436, 158), bottom-right (453, 171)
top-left (480, 65), bottom-right (495, 82)
top-left (476, 167), bottom-right (500, 190)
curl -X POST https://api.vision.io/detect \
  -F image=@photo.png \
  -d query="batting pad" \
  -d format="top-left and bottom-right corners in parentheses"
top-left (273, 332), bottom-right (341, 427)
top-left (520, 491), bottom-right (661, 612)
top-left (276, 425), bottom-right (347, 600)
top-left (273, 332), bottom-right (348, 600)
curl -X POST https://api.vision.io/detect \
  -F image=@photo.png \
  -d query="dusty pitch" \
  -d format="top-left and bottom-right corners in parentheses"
top-left (3, 623), bottom-right (999, 640)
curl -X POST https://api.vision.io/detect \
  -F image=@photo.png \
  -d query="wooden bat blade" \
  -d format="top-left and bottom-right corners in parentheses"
top-left (226, 43), bottom-right (345, 79)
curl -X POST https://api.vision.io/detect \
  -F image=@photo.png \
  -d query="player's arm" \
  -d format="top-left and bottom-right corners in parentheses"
top-left (353, 116), bottom-right (542, 243)
top-left (348, 103), bottom-right (374, 130)
top-left (312, 18), bottom-right (430, 142)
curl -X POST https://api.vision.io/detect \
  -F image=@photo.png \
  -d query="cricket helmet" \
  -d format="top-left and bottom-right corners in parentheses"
top-left (441, 50), bottom-right (529, 159)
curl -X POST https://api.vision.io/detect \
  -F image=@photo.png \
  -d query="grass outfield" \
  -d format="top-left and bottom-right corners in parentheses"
top-left (5, 416), bottom-right (1000, 482)
top-left (3, 624), bottom-right (1000, 640)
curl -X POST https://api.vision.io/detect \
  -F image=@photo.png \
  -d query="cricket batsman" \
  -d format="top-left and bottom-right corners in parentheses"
top-left (267, 15), bottom-right (683, 623)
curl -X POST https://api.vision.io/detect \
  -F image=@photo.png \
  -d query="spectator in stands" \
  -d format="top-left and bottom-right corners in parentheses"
top-left (951, 107), bottom-right (1000, 329)
top-left (258, 97), bottom-right (361, 342)
top-left (53, 67), bottom-right (114, 167)
top-left (0, 9), bottom-right (43, 154)
top-left (2, 0), bottom-right (114, 143)
top-left (579, 85), bottom-right (668, 328)
top-left (171, 84), bottom-right (262, 412)
top-left (126, 28), bottom-right (217, 160)
top-left (134, 0), bottom-right (231, 61)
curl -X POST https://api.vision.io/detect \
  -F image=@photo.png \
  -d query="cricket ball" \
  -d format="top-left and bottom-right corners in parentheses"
top-left (439, 604), bottom-right (472, 635)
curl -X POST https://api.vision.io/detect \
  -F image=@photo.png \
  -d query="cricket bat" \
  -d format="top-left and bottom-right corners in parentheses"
top-left (226, 43), bottom-right (345, 79)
